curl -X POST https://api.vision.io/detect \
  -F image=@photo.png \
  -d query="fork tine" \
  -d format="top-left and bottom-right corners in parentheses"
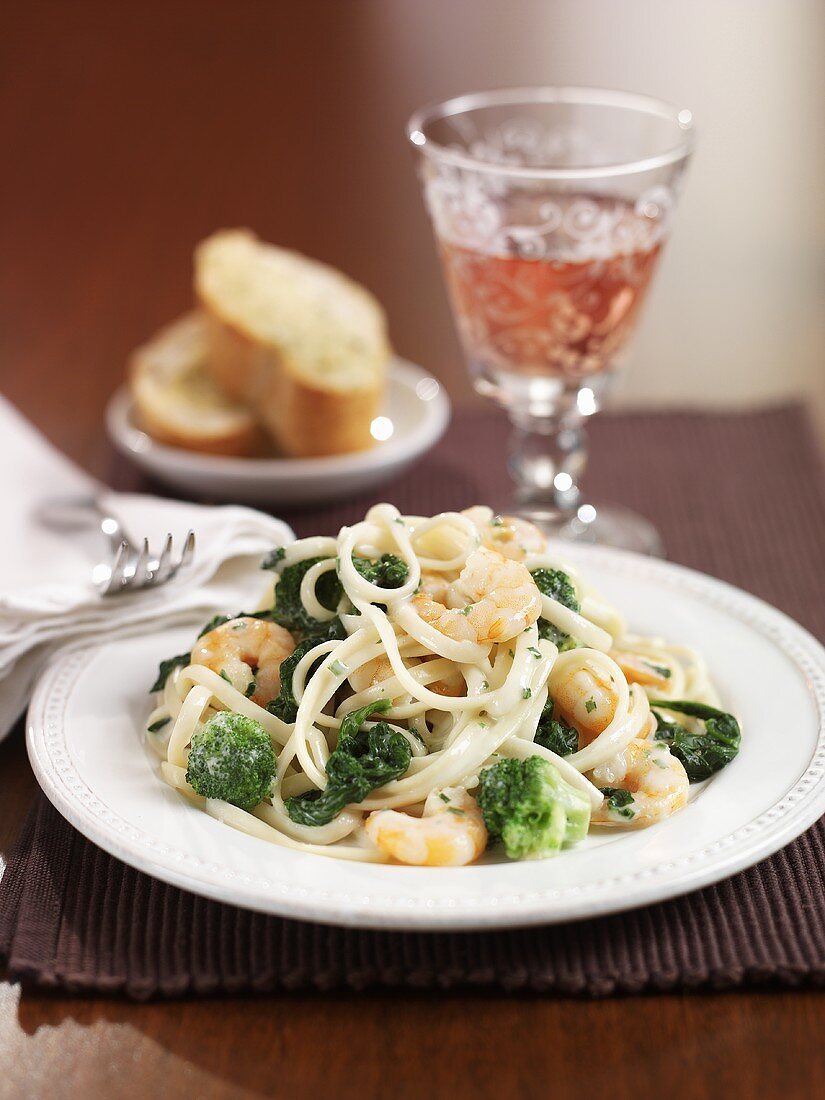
top-left (102, 529), bottom-right (196, 595)
top-left (132, 537), bottom-right (151, 587)
top-left (166, 530), bottom-right (195, 582)
top-left (148, 532), bottom-right (174, 586)
top-left (103, 539), bottom-right (131, 595)
top-left (179, 530), bottom-right (196, 572)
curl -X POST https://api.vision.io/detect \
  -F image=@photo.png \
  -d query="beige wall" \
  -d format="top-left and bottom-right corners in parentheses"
top-left (368, 0), bottom-right (825, 433)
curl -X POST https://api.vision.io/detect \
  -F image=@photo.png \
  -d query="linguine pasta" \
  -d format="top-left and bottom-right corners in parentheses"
top-left (145, 504), bottom-right (737, 866)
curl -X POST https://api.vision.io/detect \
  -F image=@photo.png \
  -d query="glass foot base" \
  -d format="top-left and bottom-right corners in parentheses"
top-left (512, 502), bottom-right (665, 558)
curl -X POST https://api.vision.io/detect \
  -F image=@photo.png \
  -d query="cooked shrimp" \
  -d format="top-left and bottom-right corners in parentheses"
top-left (463, 505), bottom-right (547, 561)
top-left (419, 570), bottom-right (450, 603)
top-left (348, 654), bottom-right (394, 695)
top-left (191, 616), bottom-right (295, 706)
top-left (590, 738), bottom-right (689, 827)
top-left (365, 786), bottom-right (487, 866)
top-left (610, 649), bottom-right (673, 691)
top-left (410, 546), bottom-right (541, 647)
top-left (551, 663), bottom-right (618, 740)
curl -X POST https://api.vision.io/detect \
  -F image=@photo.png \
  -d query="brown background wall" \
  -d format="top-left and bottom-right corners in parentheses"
top-left (2, 0), bottom-right (823, 470)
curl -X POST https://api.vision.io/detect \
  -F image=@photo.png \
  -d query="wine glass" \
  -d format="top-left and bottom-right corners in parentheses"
top-left (408, 87), bottom-right (694, 555)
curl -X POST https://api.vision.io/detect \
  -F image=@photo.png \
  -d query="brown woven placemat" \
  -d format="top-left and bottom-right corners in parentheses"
top-left (2, 405), bottom-right (824, 998)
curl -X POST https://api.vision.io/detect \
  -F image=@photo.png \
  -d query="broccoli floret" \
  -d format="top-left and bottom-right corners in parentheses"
top-left (536, 620), bottom-right (579, 651)
top-left (477, 756), bottom-right (591, 860)
top-left (534, 697), bottom-right (579, 756)
top-left (286, 700), bottom-right (411, 826)
top-left (531, 568), bottom-right (579, 612)
top-left (651, 700), bottom-right (741, 781)
top-left (531, 568), bottom-right (580, 652)
top-left (352, 553), bottom-right (409, 589)
top-left (185, 712), bottom-right (276, 810)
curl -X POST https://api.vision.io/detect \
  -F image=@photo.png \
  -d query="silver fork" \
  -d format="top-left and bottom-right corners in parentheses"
top-left (35, 496), bottom-right (196, 595)
top-left (103, 528), bottom-right (196, 595)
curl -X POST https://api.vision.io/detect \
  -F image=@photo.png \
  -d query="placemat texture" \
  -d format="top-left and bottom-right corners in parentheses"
top-left (2, 405), bottom-right (824, 998)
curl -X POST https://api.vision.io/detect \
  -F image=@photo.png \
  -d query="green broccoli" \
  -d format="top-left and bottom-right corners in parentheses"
top-left (477, 756), bottom-right (591, 860)
top-left (286, 700), bottom-right (411, 826)
top-left (531, 568), bottom-right (580, 652)
top-left (651, 700), bottom-right (741, 781)
top-left (531, 567), bottom-right (579, 612)
top-left (534, 697), bottom-right (579, 756)
top-left (185, 712), bottom-right (276, 810)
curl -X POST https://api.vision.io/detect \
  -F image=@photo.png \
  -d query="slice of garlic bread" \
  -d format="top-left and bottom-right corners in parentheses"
top-left (129, 311), bottom-right (263, 456)
top-left (194, 230), bottom-right (389, 457)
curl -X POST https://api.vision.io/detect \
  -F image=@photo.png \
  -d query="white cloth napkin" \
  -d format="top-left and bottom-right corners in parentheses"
top-left (0, 396), bottom-right (294, 740)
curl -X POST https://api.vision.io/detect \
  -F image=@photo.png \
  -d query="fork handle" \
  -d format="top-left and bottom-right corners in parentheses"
top-left (34, 495), bottom-right (133, 552)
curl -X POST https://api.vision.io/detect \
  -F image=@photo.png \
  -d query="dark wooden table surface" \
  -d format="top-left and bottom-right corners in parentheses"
top-left (1, 3), bottom-right (822, 1097)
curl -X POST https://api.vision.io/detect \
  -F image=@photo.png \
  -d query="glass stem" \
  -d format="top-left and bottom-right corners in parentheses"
top-left (508, 411), bottom-right (587, 515)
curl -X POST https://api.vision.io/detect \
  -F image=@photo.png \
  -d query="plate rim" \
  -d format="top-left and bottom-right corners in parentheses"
top-left (105, 355), bottom-right (451, 481)
top-left (26, 544), bottom-right (825, 931)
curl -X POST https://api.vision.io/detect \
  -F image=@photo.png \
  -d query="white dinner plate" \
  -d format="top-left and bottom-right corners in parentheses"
top-left (105, 356), bottom-right (450, 505)
top-left (27, 545), bottom-right (825, 931)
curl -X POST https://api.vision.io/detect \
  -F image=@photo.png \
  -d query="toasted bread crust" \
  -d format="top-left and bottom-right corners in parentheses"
top-left (202, 311), bottom-right (380, 456)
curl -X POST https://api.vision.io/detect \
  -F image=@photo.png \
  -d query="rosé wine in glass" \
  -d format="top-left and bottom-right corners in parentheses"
top-left (409, 88), bottom-right (694, 555)
top-left (438, 193), bottom-right (663, 393)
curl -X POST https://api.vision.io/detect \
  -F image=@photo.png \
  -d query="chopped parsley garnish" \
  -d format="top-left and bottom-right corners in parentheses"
top-left (147, 717), bottom-right (170, 733)
top-left (584, 697), bottom-right (597, 714)
top-left (522, 688), bottom-right (532, 699)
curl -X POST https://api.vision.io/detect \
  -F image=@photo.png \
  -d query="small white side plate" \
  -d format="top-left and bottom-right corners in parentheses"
top-left (26, 546), bottom-right (825, 931)
top-left (106, 357), bottom-right (450, 505)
